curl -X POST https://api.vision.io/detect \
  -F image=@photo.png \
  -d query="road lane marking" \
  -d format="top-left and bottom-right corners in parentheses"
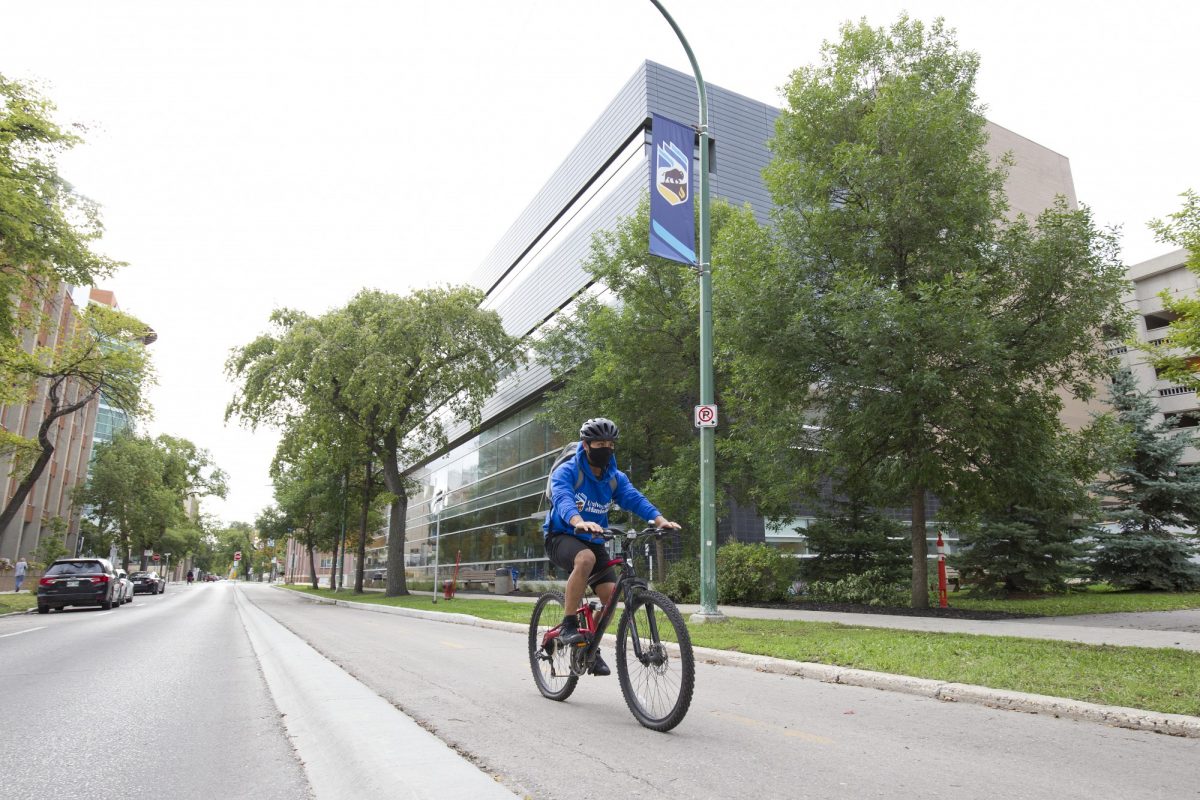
top-left (440, 640), bottom-right (466, 649)
top-left (710, 710), bottom-right (834, 744)
top-left (0, 626), bottom-right (47, 638)
top-left (235, 585), bottom-right (518, 799)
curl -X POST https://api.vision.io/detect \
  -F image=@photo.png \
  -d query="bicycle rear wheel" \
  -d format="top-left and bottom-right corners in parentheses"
top-left (529, 591), bottom-right (578, 701)
top-left (615, 589), bottom-right (694, 731)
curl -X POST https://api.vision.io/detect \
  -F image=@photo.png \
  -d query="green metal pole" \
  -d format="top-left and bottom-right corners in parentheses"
top-left (648, 0), bottom-right (724, 622)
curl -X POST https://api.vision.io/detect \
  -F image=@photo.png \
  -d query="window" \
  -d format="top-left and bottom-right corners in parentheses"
top-left (1144, 311), bottom-right (1179, 331)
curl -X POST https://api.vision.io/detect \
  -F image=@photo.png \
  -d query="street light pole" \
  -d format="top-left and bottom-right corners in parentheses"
top-left (648, 0), bottom-right (724, 622)
top-left (431, 490), bottom-right (445, 604)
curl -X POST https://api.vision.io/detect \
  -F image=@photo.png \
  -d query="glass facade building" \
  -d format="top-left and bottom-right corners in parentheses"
top-left (360, 61), bottom-right (1076, 582)
top-left (384, 404), bottom-right (569, 583)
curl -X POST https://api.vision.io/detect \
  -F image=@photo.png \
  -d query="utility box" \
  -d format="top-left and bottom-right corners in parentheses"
top-left (493, 568), bottom-right (513, 594)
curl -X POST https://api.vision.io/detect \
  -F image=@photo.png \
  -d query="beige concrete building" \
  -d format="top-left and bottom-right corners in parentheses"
top-left (1113, 247), bottom-right (1199, 465)
top-left (0, 284), bottom-right (100, 577)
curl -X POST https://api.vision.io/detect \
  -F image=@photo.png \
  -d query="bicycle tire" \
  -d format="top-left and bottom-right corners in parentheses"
top-left (615, 589), bottom-right (695, 731)
top-left (529, 591), bottom-right (579, 701)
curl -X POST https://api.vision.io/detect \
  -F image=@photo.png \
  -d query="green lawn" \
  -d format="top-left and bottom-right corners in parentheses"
top-left (0, 591), bottom-right (38, 614)
top-left (950, 585), bottom-right (1200, 617)
top-left (286, 585), bottom-right (1200, 717)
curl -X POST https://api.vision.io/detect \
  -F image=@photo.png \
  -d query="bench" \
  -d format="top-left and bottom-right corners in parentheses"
top-left (450, 569), bottom-right (495, 590)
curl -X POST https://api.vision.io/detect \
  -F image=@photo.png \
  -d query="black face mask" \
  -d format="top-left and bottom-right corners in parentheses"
top-left (585, 445), bottom-right (613, 468)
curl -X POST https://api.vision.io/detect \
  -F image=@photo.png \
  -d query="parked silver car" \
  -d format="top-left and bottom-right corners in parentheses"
top-left (114, 569), bottom-right (134, 604)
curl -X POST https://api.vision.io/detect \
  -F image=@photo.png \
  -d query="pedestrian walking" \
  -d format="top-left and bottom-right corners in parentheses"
top-left (14, 556), bottom-right (28, 593)
top-left (186, 569), bottom-right (194, 585)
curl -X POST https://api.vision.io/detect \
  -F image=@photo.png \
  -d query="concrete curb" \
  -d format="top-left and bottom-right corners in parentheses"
top-left (279, 587), bottom-right (1200, 739)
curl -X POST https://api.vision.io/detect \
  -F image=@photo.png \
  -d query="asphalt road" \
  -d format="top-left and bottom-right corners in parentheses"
top-left (0, 582), bottom-right (310, 800)
top-left (244, 584), bottom-right (1200, 800)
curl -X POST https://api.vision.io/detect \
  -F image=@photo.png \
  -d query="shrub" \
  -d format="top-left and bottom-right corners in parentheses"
top-left (658, 542), bottom-right (797, 604)
top-left (716, 542), bottom-right (796, 603)
top-left (659, 557), bottom-right (700, 604)
top-left (805, 568), bottom-right (911, 607)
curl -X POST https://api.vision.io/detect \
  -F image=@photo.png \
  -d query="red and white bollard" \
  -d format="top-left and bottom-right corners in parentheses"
top-left (936, 531), bottom-right (948, 608)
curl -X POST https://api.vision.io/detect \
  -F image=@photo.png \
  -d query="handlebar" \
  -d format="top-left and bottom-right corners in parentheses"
top-left (575, 525), bottom-right (676, 541)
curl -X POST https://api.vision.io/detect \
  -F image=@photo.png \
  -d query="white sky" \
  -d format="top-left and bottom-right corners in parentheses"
top-left (4, 0), bottom-right (1197, 525)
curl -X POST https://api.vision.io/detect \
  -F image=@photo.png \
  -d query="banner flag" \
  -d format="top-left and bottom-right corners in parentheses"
top-left (649, 114), bottom-right (696, 265)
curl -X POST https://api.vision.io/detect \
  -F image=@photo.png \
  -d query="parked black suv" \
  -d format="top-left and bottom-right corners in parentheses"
top-left (37, 558), bottom-right (120, 613)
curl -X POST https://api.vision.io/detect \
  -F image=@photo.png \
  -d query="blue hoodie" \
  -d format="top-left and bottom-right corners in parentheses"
top-left (543, 443), bottom-right (660, 544)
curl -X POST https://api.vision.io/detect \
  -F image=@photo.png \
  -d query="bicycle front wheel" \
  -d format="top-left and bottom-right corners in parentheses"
top-left (528, 591), bottom-right (578, 701)
top-left (615, 589), bottom-right (695, 731)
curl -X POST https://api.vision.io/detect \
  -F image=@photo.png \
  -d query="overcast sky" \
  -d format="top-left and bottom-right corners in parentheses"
top-left (5, 0), bottom-right (1197, 526)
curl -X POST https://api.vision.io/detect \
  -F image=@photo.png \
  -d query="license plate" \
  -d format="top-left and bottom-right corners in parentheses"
top-left (67, 580), bottom-right (79, 587)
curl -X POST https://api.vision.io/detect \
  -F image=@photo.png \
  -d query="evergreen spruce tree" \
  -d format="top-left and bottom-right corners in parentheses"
top-left (802, 500), bottom-right (909, 585)
top-left (954, 506), bottom-right (1094, 597)
top-left (1091, 370), bottom-right (1200, 590)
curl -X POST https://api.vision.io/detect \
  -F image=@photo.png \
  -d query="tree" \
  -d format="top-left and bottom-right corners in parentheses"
top-left (1090, 370), bottom-right (1200, 590)
top-left (228, 287), bottom-right (518, 597)
top-left (722, 16), bottom-right (1131, 607)
top-left (534, 199), bottom-right (763, 577)
top-left (1, 303), bottom-right (154, 536)
top-left (802, 501), bottom-right (910, 585)
top-left (0, 74), bottom-right (121, 346)
top-left (75, 430), bottom-right (226, 569)
top-left (1144, 189), bottom-right (1200, 386)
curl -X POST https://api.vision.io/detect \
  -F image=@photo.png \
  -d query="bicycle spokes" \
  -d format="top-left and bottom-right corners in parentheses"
top-left (615, 590), bottom-right (695, 732)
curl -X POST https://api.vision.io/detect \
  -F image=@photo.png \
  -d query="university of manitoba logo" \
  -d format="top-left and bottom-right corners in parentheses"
top-left (655, 139), bottom-right (689, 206)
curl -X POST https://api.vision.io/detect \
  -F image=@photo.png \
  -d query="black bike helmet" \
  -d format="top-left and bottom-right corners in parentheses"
top-left (579, 417), bottom-right (619, 442)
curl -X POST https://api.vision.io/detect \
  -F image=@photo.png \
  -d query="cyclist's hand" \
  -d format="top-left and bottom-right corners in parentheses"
top-left (653, 516), bottom-right (681, 530)
top-left (573, 519), bottom-right (604, 534)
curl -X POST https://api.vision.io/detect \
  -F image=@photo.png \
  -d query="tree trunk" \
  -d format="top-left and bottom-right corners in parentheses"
top-left (381, 433), bottom-right (409, 597)
top-left (0, 381), bottom-right (97, 534)
top-left (354, 459), bottom-right (371, 594)
top-left (308, 544), bottom-right (318, 589)
top-left (910, 485), bottom-right (929, 608)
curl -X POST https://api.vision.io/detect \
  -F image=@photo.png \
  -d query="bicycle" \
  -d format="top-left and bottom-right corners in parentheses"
top-left (528, 526), bottom-right (695, 732)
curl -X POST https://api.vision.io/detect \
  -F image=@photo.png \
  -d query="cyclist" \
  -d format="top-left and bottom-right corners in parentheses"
top-left (543, 417), bottom-right (681, 676)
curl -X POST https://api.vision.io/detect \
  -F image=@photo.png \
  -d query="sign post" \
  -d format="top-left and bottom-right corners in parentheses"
top-left (431, 489), bottom-right (445, 604)
top-left (650, 0), bottom-right (724, 623)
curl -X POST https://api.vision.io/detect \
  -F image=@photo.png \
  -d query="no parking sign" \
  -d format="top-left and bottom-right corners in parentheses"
top-left (694, 404), bottom-right (718, 428)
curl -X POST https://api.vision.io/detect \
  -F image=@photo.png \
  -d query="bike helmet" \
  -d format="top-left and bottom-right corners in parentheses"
top-left (579, 417), bottom-right (619, 442)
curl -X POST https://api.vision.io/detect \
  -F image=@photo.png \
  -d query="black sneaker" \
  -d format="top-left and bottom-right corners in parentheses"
top-left (557, 623), bottom-right (585, 646)
top-left (588, 653), bottom-right (611, 676)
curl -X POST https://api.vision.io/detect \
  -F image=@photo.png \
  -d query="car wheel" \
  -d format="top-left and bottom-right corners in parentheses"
top-left (159, 585), bottom-right (165, 594)
top-left (101, 597), bottom-right (113, 610)
top-left (37, 605), bottom-right (49, 614)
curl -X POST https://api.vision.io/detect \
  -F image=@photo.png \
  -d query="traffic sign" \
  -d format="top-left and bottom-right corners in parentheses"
top-left (234, 551), bottom-right (242, 561)
top-left (694, 404), bottom-right (718, 428)
top-left (152, 553), bottom-right (160, 562)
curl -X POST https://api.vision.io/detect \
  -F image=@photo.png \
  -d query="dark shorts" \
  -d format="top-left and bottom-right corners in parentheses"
top-left (545, 534), bottom-right (616, 588)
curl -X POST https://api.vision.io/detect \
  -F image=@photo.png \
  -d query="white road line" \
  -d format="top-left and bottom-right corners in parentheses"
top-left (235, 585), bottom-right (517, 800)
top-left (0, 626), bottom-right (46, 639)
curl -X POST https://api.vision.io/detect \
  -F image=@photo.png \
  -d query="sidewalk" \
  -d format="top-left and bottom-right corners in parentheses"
top-left (419, 588), bottom-right (1200, 652)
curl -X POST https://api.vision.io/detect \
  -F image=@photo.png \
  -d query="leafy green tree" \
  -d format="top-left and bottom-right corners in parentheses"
top-left (228, 287), bottom-right (518, 596)
top-left (534, 199), bottom-right (762, 576)
top-left (0, 304), bottom-right (153, 536)
top-left (75, 430), bottom-right (226, 570)
top-left (723, 16), bottom-right (1131, 607)
top-left (0, 74), bottom-right (121, 345)
top-left (1144, 189), bottom-right (1200, 386)
top-left (1090, 370), bottom-right (1200, 590)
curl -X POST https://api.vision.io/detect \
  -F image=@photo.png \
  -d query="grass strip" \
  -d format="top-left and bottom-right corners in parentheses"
top-left (286, 585), bottom-right (1200, 717)
top-left (0, 592), bottom-right (38, 614)
top-left (950, 586), bottom-right (1200, 617)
